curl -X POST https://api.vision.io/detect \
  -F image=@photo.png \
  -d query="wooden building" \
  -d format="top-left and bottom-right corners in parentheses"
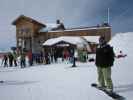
top-left (12, 15), bottom-right (111, 54)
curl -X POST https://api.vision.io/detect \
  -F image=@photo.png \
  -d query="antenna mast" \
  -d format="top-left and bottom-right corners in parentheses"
top-left (108, 8), bottom-right (110, 24)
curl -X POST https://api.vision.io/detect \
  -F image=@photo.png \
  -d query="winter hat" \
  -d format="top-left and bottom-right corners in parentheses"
top-left (99, 36), bottom-right (105, 41)
top-left (99, 36), bottom-right (106, 44)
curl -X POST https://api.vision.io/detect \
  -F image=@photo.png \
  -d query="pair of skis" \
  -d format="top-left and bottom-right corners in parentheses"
top-left (91, 83), bottom-right (125, 100)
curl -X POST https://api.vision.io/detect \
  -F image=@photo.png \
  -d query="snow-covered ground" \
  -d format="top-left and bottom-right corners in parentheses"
top-left (0, 32), bottom-right (133, 100)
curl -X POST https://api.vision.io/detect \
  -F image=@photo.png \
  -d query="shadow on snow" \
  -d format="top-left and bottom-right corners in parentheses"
top-left (0, 80), bottom-right (38, 86)
top-left (115, 83), bottom-right (133, 93)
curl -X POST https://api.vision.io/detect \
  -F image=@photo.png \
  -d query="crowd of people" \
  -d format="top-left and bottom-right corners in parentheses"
top-left (1, 47), bottom-right (92, 69)
top-left (2, 51), bottom-right (17, 67)
top-left (2, 43), bottom-right (119, 69)
top-left (0, 48), bottom-right (80, 68)
top-left (1, 50), bottom-right (34, 68)
top-left (43, 48), bottom-right (76, 64)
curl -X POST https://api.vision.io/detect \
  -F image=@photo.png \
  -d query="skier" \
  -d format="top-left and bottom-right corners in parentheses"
top-left (54, 50), bottom-right (57, 63)
top-left (116, 50), bottom-right (127, 58)
top-left (72, 49), bottom-right (78, 67)
top-left (8, 52), bottom-right (14, 67)
top-left (2, 54), bottom-right (8, 67)
top-left (12, 51), bottom-right (17, 66)
top-left (20, 51), bottom-right (26, 68)
top-left (27, 50), bottom-right (33, 66)
top-left (45, 52), bottom-right (50, 64)
top-left (95, 36), bottom-right (115, 92)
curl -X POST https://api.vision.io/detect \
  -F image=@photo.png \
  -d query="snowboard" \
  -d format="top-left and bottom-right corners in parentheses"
top-left (91, 83), bottom-right (125, 100)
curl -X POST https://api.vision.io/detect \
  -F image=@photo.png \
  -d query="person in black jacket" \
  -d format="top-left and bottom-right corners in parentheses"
top-left (95, 36), bottom-right (115, 92)
top-left (8, 52), bottom-right (14, 67)
top-left (2, 54), bottom-right (8, 67)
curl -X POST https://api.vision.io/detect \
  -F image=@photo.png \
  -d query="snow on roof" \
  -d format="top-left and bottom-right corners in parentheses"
top-left (43, 37), bottom-right (61, 46)
top-left (40, 26), bottom-right (110, 33)
top-left (39, 23), bottom-right (60, 32)
top-left (43, 36), bottom-right (88, 46)
top-left (12, 15), bottom-right (46, 27)
top-left (61, 26), bottom-right (110, 32)
top-left (0, 50), bottom-right (9, 53)
top-left (82, 36), bottom-right (100, 43)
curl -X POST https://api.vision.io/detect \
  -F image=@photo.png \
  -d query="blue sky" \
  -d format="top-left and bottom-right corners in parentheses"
top-left (0, 0), bottom-right (133, 50)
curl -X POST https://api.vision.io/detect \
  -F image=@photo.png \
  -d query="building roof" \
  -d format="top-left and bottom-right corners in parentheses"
top-left (43, 36), bottom-right (88, 46)
top-left (39, 23), bottom-right (60, 32)
top-left (39, 26), bottom-right (111, 33)
top-left (39, 22), bottom-right (66, 32)
top-left (43, 36), bottom-right (92, 52)
top-left (12, 15), bottom-right (110, 33)
top-left (12, 15), bottom-right (46, 27)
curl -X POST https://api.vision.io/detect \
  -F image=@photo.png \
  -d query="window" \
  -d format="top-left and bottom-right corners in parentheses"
top-left (18, 27), bottom-right (31, 35)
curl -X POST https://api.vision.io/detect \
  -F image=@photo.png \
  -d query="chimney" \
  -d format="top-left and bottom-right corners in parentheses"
top-left (56, 19), bottom-right (60, 24)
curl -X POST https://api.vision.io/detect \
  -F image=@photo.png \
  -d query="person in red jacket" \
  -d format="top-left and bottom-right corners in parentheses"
top-left (27, 50), bottom-right (33, 66)
top-left (116, 50), bottom-right (127, 58)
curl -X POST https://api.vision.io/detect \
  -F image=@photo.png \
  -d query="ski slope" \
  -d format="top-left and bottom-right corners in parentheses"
top-left (0, 32), bottom-right (133, 100)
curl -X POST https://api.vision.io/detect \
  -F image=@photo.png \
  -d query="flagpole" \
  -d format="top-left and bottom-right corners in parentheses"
top-left (108, 8), bottom-right (110, 24)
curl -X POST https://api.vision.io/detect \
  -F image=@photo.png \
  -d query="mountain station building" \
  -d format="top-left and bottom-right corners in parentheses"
top-left (12, 15), bottom-right (112, 55)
